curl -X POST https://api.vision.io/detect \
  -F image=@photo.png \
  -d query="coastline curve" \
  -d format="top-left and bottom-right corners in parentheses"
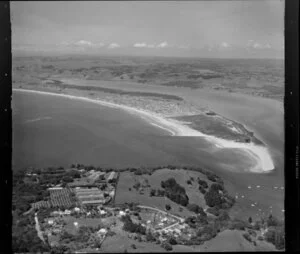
top-left (13, 88), bottom-right (275, 173)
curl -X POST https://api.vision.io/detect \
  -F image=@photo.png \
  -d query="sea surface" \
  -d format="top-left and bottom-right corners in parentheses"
top-left (12, 90), bottom-right (284, 219)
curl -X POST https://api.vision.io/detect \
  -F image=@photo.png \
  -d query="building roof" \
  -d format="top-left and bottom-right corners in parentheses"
top-left (108, 171), bottom-right (118, 181)
top-left (81, 200), bottom-right (105, 204)
top-left (77, 194), bottom-right (104, 201)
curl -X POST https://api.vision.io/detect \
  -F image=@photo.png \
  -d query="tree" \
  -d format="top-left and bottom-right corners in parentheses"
top-left (199, 186), bottom-right (206, 194)
top-left (217, 210), bottom-right (230, 221)
top-left (161, 242), bottom-right (173, 251)
top-left (206, 207), bottom-right (219, 216)
top-left (150, 189), bottom-right (156, 196)
top-left (267, 214), bottom-right (279, 227)
top-left (165, 204), bottom-right (171, 211)
top-left (204, 186), bottom-right (223, 207)
top-left (198, 179), bottom-right (208, 189)
top-left (248, 217), bottom-right (253, 224)
top-left (161, 178), bottom-right (189, 206)
top-left (62, 176), bottom-right (73, 183)
top-left (187, 203), bottom-right (201, 214)
top-left (133, 182), bottom-right (141, 190)
top-left (168, 237), bottom-right (177, 245)
top-left (210, 183), bottom-right (224, 192)
top-left (146, 232), bottom-right (156, 242)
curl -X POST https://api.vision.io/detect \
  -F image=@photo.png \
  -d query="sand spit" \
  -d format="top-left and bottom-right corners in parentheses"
top-left (13, 89), bottom-right (274, 173)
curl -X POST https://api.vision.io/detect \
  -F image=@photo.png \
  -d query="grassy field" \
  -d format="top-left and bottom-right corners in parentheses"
top-left (101, 234), bottom-right (164, 253)
top-left (62, 216), bottom-right (106, 235)
top-left (115, 168), bottom-right (214, 218)
top-left (172, 229), bottom-right (276, 252)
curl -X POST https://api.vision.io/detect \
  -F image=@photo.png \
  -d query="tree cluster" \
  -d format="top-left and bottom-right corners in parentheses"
top-left (198, 179), bottom-right (208, 189)
top-left (12, 214), bottom-right (50, 253)
top-left (204, 183), bottom-right (235, 209)
top-left (264, 226), bottom-right (285, 250)
top-left (204, 184), bottom-right (224, 208)
top-left (187, 203), bottom-right (205, 215)
top-left (121, 215), bottom-right (146, 235)
top-left (161, 178), bottom-right (189, 206)
top-left (150, 188), bottom-right (165, 197)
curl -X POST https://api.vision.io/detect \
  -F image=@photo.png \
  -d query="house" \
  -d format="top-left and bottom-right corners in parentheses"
top-left (100, 210), bottom-right (107, 215)
top-left (174, 228), bottom-right (181, 234)
top-left (119, 211), bottom-right (126, 216)
top-left (98, 228), bottom-right (107, 235)
top-left (88, 171), bottom-right (105, 182)
top-left (107, 171), bottom-right (118, 183)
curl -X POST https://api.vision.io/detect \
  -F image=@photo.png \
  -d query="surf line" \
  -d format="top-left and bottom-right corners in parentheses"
top-left (13, 88), bottom-right (275, 173)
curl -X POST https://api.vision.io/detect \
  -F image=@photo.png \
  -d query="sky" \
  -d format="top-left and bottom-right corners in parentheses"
top-left (11, 1), bottom-right (284, 59)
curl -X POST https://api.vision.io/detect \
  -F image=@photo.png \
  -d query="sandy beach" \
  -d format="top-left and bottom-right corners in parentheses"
top-left (13, 88), bottom-right (275, 173)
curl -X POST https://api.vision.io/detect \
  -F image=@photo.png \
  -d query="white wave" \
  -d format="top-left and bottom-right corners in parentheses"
top-left (14, 88), bottom-right (275, 173)
top-left (25, 116), bottom-right (52, 123)
top-left (150, 123), bottom-right (176, 136)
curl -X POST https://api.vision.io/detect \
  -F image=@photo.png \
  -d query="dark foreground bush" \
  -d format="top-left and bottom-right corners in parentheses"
top-left (264, 227), bottom-right (285, 250)
top-left (243, 233), bottom-right (252, 242)
top-left (228, 219), bottom-right (248, 231)
top-left (161, 242), bottom-right (173, 251)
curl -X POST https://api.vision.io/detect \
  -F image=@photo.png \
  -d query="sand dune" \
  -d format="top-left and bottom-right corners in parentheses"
top-left (13, 88), bottom-right (275, 173)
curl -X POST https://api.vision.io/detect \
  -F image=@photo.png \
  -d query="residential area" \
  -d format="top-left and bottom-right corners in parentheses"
top-left (13, 165), bottom-right (285, 253)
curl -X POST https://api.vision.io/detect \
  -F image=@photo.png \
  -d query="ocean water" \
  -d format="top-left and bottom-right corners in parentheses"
top-left (12, 91), bottom-right (284, 218)
top-left (11, 91), bottom-right (261, 172)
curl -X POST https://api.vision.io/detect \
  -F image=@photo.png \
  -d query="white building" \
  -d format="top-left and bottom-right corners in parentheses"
top-left (98, 228), bottom-right (107, 234)
top-left (119, 211), bottom-right (126, 216)
top-left (100, 210), bottom-right (107, 215)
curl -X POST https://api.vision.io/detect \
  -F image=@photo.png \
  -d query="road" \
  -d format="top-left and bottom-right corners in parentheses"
top-left (157, 222), bottom-right (180, 233)
top-left (34, 213), bottom-right (45, 243)
top-left (137, 205), bottom-right (185, 223)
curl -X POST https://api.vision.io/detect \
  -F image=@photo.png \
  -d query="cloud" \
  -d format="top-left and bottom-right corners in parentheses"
top-left (58, 40), bottom-right (105, 48)
top-left (133, 42), bottom-right (148, 48)
top-left (247, 40), bottom-right (272, 49)
top-left (220, 42), bottom-right (230, 48)
top-left (74, 40), bottom-right (93, 46)
top-left (133, 42), bottom-right (157, 48)
top-left (108, 43), bottom-right (120, 49)
top-left (157, 41), bottom-right (169, 48)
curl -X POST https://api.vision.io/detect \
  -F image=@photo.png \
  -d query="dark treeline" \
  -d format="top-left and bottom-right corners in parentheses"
top-left (47, 81), bottom-right (184, 101)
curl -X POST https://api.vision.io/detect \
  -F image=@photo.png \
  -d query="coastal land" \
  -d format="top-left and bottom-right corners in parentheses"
top-left (12, 56), bottom-right (283, 174)
top-left (12, 165), bottom-right (284, 253)
top-left (12, 56), bottom-right (285, 251)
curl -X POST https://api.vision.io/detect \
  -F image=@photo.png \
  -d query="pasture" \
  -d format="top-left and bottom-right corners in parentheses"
top-left (115, 168), bottom-right (214, 218)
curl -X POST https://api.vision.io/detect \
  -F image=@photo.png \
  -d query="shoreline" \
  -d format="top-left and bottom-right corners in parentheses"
top-left (13, 88), bottom-right (275, 173)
